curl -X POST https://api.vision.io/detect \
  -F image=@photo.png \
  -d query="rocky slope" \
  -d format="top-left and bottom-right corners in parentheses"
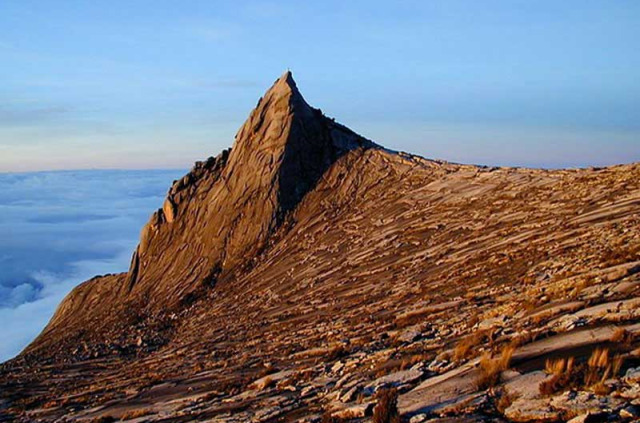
top-left (1, 72), bottom-right (639, 423)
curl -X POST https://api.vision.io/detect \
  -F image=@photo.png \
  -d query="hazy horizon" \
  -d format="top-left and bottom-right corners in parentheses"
top-left (2, 1), bottom-right (639, 172)
top-left (0, 145), bottom-right (638, 175)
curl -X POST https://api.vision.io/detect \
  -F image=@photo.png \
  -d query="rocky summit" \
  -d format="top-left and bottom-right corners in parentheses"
top-left (1, 72), bottom-right (640, 423)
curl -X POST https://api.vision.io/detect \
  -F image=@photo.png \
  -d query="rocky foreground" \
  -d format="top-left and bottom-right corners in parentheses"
top-left (1, 73), bottom-right (639, 423)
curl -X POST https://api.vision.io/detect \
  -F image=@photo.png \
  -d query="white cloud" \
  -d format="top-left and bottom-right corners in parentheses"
top-left (0, 169), bottom-right (184, 362)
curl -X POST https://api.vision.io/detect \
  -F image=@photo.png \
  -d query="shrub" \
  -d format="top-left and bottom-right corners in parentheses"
top-left (373, 387), bottom-right (400, 423)
top-left (585, 348), bottom-right (610, 386)
top-left (476, 346), bottom-right (514, 390)
top-left (540, 357), bottom-right (576, 395)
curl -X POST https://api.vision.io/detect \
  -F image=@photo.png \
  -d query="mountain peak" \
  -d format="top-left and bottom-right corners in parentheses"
top-left (231, 70), bottom-right (311, 154)
top-left (252, 71), bottom-right (296, 105)
top-left (255, 70), bottom-right (303, 109)
top-left (6, 72), bottom-right (640, 423)
top-left (273, 69), bottom-right (297, 93)
top-left (119, 73), bottom-right (375, 303)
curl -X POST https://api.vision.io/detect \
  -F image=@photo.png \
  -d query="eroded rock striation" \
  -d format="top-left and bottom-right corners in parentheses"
top-left (125, 72), bottom-right (374, 305)
top-left (25, 72), bottom-right (375, 359)
top-left (1, 72), bottom-right (640, 423)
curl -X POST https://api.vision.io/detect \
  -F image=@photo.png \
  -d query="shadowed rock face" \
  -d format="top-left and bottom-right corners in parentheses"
top-left (24, 71), bottom-right (375, 357)
top-left (2, 73), bottom-right (640, 423)
top-left (123, 71), bottom-right (374, 305)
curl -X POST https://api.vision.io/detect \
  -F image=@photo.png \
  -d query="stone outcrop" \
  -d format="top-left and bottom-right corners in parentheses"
top-left (24, 72), bottom-right (375, 357)
top-left (1, 72), bottom-right (639, 423)
top-left (123, 71), bottom-right (374, 305)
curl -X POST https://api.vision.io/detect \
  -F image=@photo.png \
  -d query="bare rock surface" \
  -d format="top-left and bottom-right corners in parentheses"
top-left (1, 72), bottom-right (640, 422)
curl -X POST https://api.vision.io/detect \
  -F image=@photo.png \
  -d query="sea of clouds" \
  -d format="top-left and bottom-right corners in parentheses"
top-left (0, 169), bottom-right (184, 362)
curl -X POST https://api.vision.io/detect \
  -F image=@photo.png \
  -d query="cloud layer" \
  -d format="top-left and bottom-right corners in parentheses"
top-left (0, 169), bottom-right (184, 362)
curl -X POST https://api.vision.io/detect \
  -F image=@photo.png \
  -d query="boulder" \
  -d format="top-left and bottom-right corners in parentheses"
top-left (503, 398), bottom-right (560, 422)
top-left (249, 370), bottom-right (294, 390)
top-left (620, 405), bottom-right (640, 419)
top-left (364, 368), bottom-right (424, 394)
top-left (503, 370), bottom-right (549, 399)
top-left (331, 402), bottom-right (374, 419)
top-left (550, 390), bottom-right (623, 418)
top-left (624, 367), bottom-right (640, 384)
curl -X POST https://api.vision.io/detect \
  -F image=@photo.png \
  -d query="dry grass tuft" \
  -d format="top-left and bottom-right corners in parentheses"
top-left (495, 389), bottom-right (517, 413)
top-left (591, 380), bottom-right (611, 396)
top-left (611, 328), bottom-right (635, 345)
top-left (545, 356), bottom-right (575, 376)
top-left (476, 345), bottom-right (514, 390)
top-left (400, 353), bottom-right (430, 370)
top-left (321, 412), bottom-right (344, 423)
top-left (256, 364), bottom-right (276, 378)
top-left (120, 408), bottom-right (153, 420)
top-left (453, 329), bottom-right (494, 362)
top-left (261, 377), bottom-right (275, 389)
top-left (585, 347), bottom-right (610, 386)
top-left (372, 359), bottom-right (403, 378)
top-left (587, 348), bottom-right (610, 368)
top-left (540, 357), bottom-right (576, 395)
top-left (510, 331), bottom-right (537, 348)
top-left (289, 368), bottom-right (315, 384)
top-left (373, 387), bottom-right (400, 423)
top-left (326, 344), bottom-right (348, 361)
top-left (540, 348), bottom-right (625, 396)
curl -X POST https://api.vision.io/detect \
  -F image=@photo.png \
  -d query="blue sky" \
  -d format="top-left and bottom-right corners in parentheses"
top-left (1, 0), bottom-right (639, 171)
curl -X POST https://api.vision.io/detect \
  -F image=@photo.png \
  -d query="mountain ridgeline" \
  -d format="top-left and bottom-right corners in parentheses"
top-left (123, 71), bottom-right (375, 304)
top-left (28, 72), bottom-right (376, 356)
top-left (2, 72), bottom-right (640, 423)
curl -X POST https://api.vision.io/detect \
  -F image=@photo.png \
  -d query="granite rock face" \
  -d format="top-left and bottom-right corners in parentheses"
top-left (2, 72), bottom-right (640, 422)
top-left (125, 71), bottom-right (374, 304)
top-left (25, 72), bottom-right (374, 358)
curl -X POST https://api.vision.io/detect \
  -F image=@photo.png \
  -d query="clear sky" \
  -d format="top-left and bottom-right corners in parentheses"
top-left (1, 0), bottom-right (639, 171)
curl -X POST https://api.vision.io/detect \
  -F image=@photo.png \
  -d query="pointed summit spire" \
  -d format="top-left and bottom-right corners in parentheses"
top-left (25, 72), bottom-right (378, 361)
top-left (254, 69), bottom-right (307, 114)
top-left (263, 70), bottom-right (298, 97)
top-left (280, 69), bottom-right (294, 82)
top-left (278, 69), bottom-right (295, 87)
top-left (121, 72), bottom-right (374, 304)
top-left (230, 70), bottom-right (312, 155)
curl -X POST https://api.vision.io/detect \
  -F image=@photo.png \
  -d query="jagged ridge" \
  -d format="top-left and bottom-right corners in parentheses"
top-left (124, 71), bottom-right (375, 305)
top-left (3, 72), bottom-right (639, 423)
top-left (25, 71), bottom-right (376, 357)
